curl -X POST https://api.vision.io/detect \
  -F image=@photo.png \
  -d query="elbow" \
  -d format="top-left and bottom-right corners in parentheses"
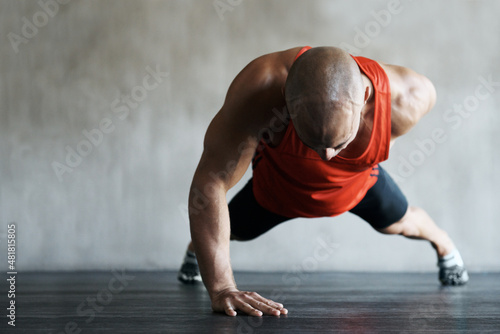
top-left (391, 118), bottom-right (417, 138)
top-left (422, 76), bottom-right (437, 114)
top-left (429, 83), bottom-right (437, 111)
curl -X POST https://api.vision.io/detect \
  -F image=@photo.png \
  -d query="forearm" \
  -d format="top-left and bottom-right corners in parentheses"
top-left (188, 182), bottom-right (235, 299)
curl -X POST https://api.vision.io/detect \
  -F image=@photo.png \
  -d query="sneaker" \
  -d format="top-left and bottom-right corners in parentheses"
top-left (439, 265), bottom-right (469, 286)
top-left (178, 251), bottom-right (202, 284)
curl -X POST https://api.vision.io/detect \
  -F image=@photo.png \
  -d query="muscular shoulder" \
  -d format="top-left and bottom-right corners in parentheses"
top-left (199, 48), bottom-right (300, 189)
top-left (225, 48), bottom-right (299, 104)
top-left (220, 48), bottom-right (300, 131)
top-left (378, 62), bottom-right (437, 138)
top-left (204, 48), bottom-right (300, 150)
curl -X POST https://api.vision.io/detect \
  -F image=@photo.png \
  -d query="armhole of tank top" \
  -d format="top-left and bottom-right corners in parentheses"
top-left (371, 61), bottom-right (392, 161)
top-left (363, 60), bottom-right (392, 162)
top-left (383, 90), bottom-right (392, 161)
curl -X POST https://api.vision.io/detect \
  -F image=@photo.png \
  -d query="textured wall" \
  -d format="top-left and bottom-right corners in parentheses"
top-left (1, 0), bottom-right (499, 272)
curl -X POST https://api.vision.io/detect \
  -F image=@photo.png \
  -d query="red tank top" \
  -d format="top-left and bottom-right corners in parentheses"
top-left (252, 47), bottom-right (392, 218)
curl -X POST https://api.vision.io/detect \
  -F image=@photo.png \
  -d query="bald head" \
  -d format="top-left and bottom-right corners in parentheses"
top-left (285, 47), bottom-right (366, 160)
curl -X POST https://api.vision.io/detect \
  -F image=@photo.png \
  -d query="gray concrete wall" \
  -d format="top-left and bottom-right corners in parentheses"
top-left (1, 0), bottom-right (498, 272)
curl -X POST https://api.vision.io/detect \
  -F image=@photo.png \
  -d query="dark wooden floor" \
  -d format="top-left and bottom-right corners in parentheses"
top-left (2, 271), bottom-right (499, 333)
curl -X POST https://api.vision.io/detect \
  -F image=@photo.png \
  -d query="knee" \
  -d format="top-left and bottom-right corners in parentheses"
top-left (375, 206), bottom-right (418, 236)
top-left (376, 221), bottom-right (404, 235)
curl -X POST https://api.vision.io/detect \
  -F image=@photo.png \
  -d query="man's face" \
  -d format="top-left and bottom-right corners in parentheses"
top-left (293, 100), bottom-right (363, 161)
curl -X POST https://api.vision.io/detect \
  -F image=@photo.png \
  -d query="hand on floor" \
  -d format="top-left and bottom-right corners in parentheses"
top-left (211, 287), bottom-right (288, 317)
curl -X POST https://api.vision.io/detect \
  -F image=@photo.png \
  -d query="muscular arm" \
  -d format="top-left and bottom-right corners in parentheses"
top-left (189, 112), bottom-right (256, 302)
top-left (189, 53), bottom-right (290, 317)
top-left (381, 63), bottom-right (437, 141)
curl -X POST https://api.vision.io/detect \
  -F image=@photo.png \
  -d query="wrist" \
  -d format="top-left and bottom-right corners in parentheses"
top-left (208, 284), bottom-right (238, 300)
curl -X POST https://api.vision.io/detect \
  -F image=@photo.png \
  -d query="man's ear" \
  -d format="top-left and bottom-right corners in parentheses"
top-left (363, 85), bottom-right (370, 104)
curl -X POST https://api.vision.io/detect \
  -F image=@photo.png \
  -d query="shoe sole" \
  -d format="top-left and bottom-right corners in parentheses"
top-left (178, 273), bottom-right (202, 284)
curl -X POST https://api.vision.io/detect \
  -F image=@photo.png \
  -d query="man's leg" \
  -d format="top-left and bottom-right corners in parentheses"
top-left (350, 165), bottom-right (468, 285)
top-left (376, 206), bottom-right (469, 285)
top-left (178, 178), bottom-right (291, 284)
top-left (376, 206), bottom-right (454, 258)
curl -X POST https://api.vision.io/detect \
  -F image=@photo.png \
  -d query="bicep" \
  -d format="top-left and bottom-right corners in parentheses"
top-left (193, 110), bottom-right (258, 193)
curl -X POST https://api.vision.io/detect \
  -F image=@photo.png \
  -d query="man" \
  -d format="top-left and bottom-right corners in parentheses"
top-left (178, 46), bottom-right (469, 317)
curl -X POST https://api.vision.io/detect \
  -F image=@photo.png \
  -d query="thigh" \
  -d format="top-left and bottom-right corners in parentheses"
top-left (349, 165), bottom-right (409, 229)
top-left (229, 179), bottom-right (291, 241)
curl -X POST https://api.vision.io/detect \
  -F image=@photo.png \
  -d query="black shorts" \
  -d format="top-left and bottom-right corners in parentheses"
top-left (229, 165), bottom-right (409, 241)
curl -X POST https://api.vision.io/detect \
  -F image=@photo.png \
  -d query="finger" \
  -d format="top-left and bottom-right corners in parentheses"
top-left (253, 294), bottom-right (284, 310)
top-left (249, 299), bottom-right (281, 316)
top-left (251, 294), bottom-right (286, 313)
top-left (224, 302), bottom-right (237, 317)
top-left (234, 300), bottom-right (263, 317)
top-left (241, 293), bottom-right (282, 316)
